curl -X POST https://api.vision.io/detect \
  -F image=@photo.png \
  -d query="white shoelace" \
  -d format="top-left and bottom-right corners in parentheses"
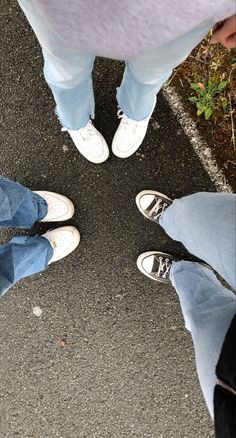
top-left (149, 198), bottom-right (168, 219)
top-left (62, 121), bottom-right (94, 141)
top-left (156, 257), bottom-right (171, 279)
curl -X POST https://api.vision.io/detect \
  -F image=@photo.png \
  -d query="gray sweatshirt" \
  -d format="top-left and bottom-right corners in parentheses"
top-left (30, 0), bottom-right (235, 59)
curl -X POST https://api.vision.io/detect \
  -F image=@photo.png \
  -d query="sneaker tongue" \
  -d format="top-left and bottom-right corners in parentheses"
top-left (152, 256), bottom-right (162, 274)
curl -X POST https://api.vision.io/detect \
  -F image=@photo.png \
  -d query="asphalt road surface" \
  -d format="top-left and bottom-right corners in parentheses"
top-left (0, 2), bottom-right (216, 437)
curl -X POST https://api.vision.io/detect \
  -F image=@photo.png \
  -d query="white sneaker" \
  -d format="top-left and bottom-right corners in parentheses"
top-left (34, 191), bottom-right (75, 222)
top-left (43, 226), bottom-right (80, 263)
top-left (62, 121), bottom-right (109, 163)
top-left (112, 99), bottom-right (156, 159)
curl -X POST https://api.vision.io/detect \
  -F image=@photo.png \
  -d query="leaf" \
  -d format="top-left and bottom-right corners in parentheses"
top-left (220, 97), bottom-right (229, 113)
top-left (205, 107), bottom-right (213, 120)
top-left (196, 101), bottom-right (205, 110)
top-left (205, 93), bottom-right (214, 101)
top-left (210, 90), bottom-right (217, 98)
top-left (197, 109), bottom-right (204, 116)
top-left (218, 81), bottom-right (228, 92)
top-left (194, 73), bottom-right (202, 83)
top-left (190, 82), bottom-right (200, 91)
top-left (188, 96), bottom-right (198, 102)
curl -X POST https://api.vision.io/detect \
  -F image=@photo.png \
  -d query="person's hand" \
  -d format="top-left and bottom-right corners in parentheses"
top-left (210, 14), bottom-right (236, 48)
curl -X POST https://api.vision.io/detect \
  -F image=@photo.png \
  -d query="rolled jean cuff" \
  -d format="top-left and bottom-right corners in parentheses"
top-left (0, 236), bottom-right (54, 297)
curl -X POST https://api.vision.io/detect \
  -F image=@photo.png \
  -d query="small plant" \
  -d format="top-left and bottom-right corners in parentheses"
top-left (188, 74), bottom-right (228, 120)
top-left (220, 96), bottom-right (230, 114)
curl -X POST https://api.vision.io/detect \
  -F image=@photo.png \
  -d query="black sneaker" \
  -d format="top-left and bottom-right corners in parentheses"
top-left (137, 251), bottom-right (178, 283)
top-left (136, 190), bottom-right (172, 223)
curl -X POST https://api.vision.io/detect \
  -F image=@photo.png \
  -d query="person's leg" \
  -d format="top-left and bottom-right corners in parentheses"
top-left (170, 261), bottom-right (236, 418)
top-left (0, 176), bottom-right (47, 229)
top-left (18, 0), bottom-right (109, 163)
top-left (136, 190), bottom-right (236, 417)
top-left (117, 20), bottom-right (213, 121)
top-left (159, 192), bottom-right (236, 289)
top-left (0, 225), bottom-right (80, 297)
top-left (137, 250), bottom-right (236, 418)
top-left (112, 20), bottom-right (213, 158)
top-left (0, 236), bottom-right (53, 297)
top-left (43, 49), bottom-right (95, 130)
top-left (18, 0), bottom-right (95, 130)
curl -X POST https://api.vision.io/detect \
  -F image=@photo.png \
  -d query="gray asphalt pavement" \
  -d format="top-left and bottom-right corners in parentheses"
top-left (0, 2), bottom-right (216, 437)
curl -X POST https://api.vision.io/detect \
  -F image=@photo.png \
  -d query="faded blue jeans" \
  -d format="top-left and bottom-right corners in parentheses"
top-left (0, 177), bottom-right (53, 297)
top-left (18, 0), bottom-right (212, 129)
top-left (160, 192), bottom-right (236, 418)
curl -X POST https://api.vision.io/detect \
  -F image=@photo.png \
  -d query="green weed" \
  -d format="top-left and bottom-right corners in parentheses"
top-left (188, 74), bottom-right (228, 120)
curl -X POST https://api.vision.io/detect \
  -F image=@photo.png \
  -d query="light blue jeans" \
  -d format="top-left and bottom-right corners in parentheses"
top-left (18, 0), bottom-right (212, 129)
top-left (0, 177), bottom-right (53, 297)
top-left (160, 193), bottom-right (236, 418)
